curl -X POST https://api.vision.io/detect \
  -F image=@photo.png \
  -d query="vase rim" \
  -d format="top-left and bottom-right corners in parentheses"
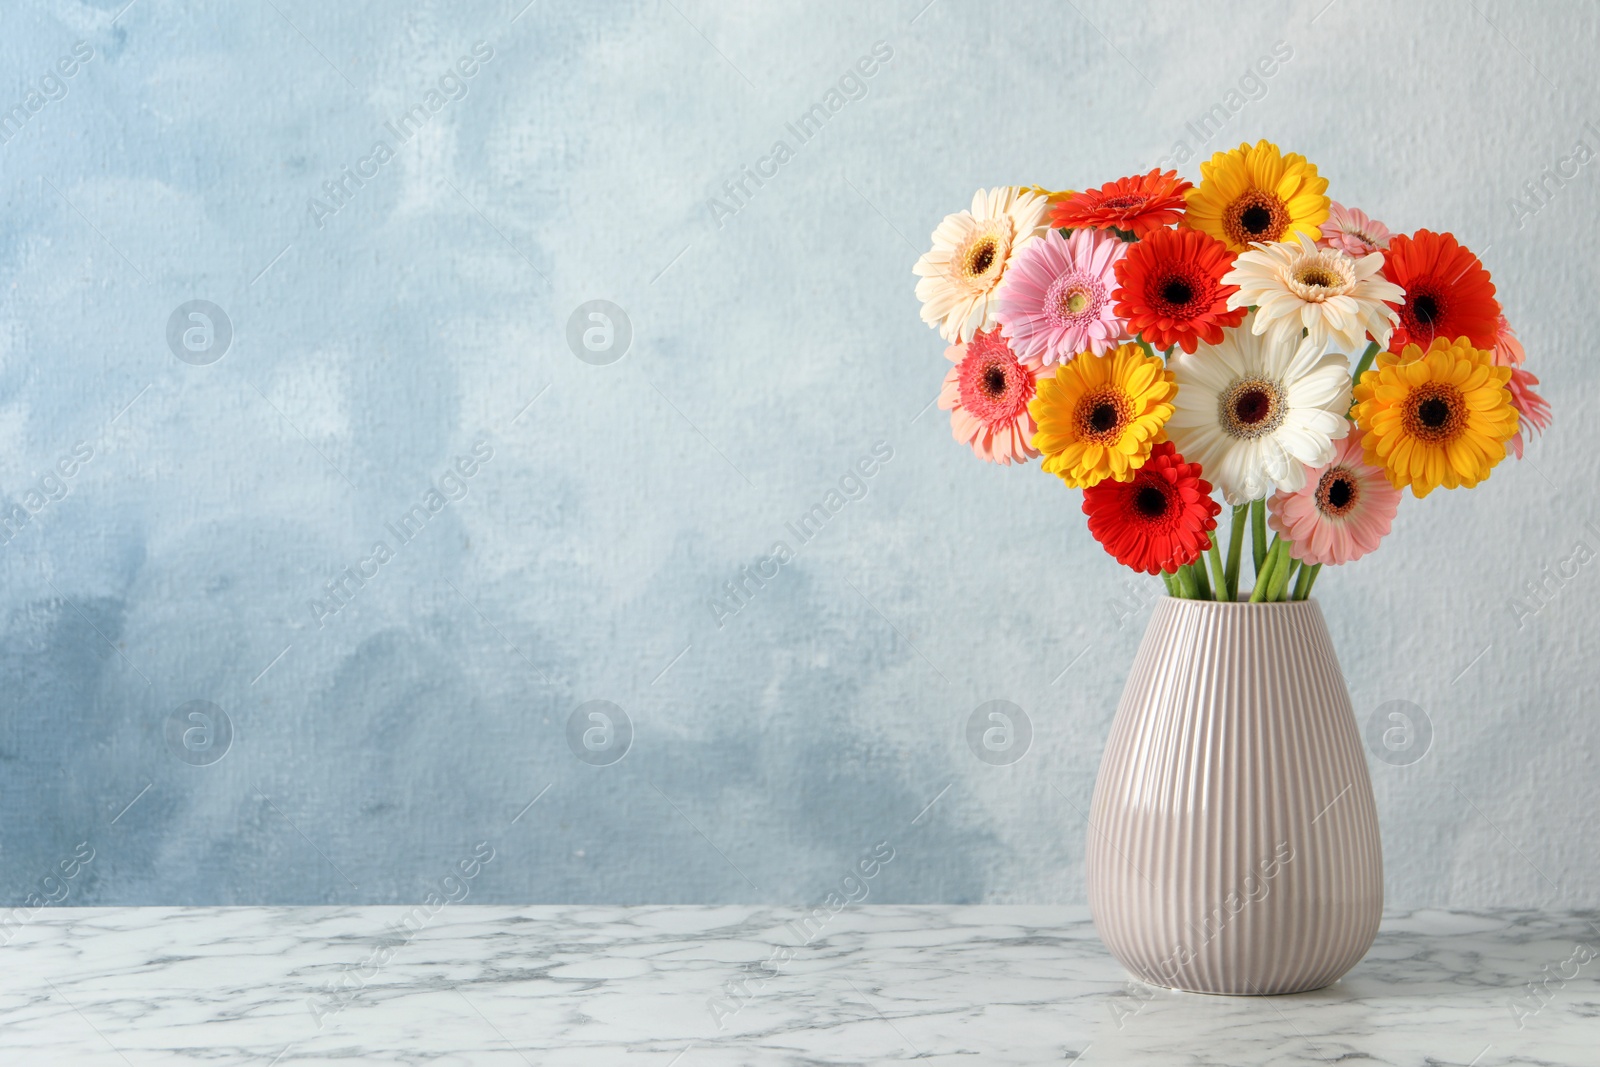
top-left (1157, 595), bottom-right (1320, 609)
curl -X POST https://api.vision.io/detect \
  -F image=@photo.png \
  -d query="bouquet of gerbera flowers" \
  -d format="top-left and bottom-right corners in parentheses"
top-left (912, 140), bottom-right (1551, 602)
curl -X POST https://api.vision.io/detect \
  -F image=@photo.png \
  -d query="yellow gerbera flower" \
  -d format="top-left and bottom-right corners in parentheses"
top-left (1182, 140), bottom-right (1330, 252)
top-left (1352, 337), bottom-right (1518, 498)
top-left (1029, 344), bottom-right (1176, 488)
top-left (1024, 184), bottom-right (1075, 210)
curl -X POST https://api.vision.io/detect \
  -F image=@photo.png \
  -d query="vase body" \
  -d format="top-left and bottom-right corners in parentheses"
top-left (1086, 597), bottom-right (1382, 995)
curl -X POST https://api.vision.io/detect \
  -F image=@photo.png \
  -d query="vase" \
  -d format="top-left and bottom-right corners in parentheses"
top-left (1086, 596), bottom-right (1382, 995)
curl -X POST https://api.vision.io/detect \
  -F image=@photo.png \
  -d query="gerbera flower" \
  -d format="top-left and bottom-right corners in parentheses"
top-left (1181, 140), bottom-right (1330, 252)
top-left (1029, 342), bottom-right (1175, 488)
top-left (914, 187), bottom-right (1049, 343)
top-left (1223, 233), bottom-right (1404, 354)
top-left (1268, 432), bottom-right (1401, 566)
top-left (1111, 227), bottom-right (1245, 354)
top-left (1506, 367), bottom-right (1551, 460)
top-left (1318, 202), bottom-right (1392, 257)
top-left (1492, 313), bottom-right (1525, 367)
top-left (1380, 230), bottom-right (1500, 352)
top-left (1050, 169), bottom-right (1193, 238)
top-left (1024, 184), bottom-right (1076, 210)
top-left (1164, 310), bottom-right (1353, 504)
top-left (938, 328), bottom-right (1048, 465)
top-left (1352, 337), bottom-right (1518, 497)
top-left (1082, 441), bottom-right (1220, 575)
top-left (996, 228), bottom-right (1127, 366)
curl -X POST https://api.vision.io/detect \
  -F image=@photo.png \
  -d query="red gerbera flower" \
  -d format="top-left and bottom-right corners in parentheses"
top-left (1051, 168), bottom-right (1193, 238)
top-left (1111, 228), bottom-right (1246, 354)
top-left (1380, 230), bottom-right (1501, 352)
top-left (1082, 441), bottom-right (1221, 575)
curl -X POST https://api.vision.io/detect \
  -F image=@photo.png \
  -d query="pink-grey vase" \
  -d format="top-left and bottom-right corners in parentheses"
top-left (1086, 596), bottom-right (1382, 995)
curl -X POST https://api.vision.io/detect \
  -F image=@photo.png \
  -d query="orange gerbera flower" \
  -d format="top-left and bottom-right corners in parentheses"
top-left (1051, 169), bottom-right (1192, 238)
top-left (1380, 230), bottom-right (1501, 353)
top-left (1112, 227), bottom-right (1245, 354)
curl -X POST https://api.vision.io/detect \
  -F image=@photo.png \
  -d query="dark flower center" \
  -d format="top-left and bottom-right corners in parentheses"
top-left (982, 365), bottom-right (1008, 396)
top-left (1100, 194), bottom-right (1147, 211)
top-left (1076, 389), bottom-right (1133, 444)
top-left (1315, 468), bottom-right (1360, 517)
top-left (1161, 277), bottom-right (1194, 305)
top-left (1416, 397), bottom-right (1450, 428)
top-left (1223, 191), bottom-right (1289, 247)
top-left (1234, 388), bottom-right (1272, 425)
top-left (969, 240), bottom-right (997, 275)
top-left (1412, 293), bottom-right (1439, 324)
top-left (1240, 205), bottom-right (1272, 234)
top-left (1402, 384), bottom-right (1466, 443)
top-left (957, 339), bottom-right (1035, 419)
top-left (1217, 377), bottom-right (1286, 440)
top-left (1133, 485), bottom-right (1169, 519)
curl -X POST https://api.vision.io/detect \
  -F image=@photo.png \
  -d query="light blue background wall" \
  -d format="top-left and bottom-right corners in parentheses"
top-left (2, 0), bottom-right (1595, 908)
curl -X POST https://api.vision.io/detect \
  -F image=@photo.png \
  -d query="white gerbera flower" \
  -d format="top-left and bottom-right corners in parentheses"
top-left (913, 187), bottom-right (1049, 343)
top-left (1165, 310), bottom-right (1352, 504)
top-left (1222, 233), bottom-right (1404, 354)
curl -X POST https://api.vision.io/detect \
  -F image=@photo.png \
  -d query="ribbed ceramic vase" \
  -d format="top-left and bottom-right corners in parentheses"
top-left (1086, 596), bottom-right (1382, 995)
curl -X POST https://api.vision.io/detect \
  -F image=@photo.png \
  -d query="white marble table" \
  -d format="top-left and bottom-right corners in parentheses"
top-left (2, 906), bottom-right (1594, 1065)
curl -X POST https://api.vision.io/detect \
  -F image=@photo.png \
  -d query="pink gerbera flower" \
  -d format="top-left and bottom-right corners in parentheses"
top-left (1268, 432), bottom-right (1401, 567)
top-left (1506, 367), bottom-right (1551, 459)
top-left (1318, 201), bottom-right (1391, 257)
top-left (995, 227), bottom-right (1127, 368)
top-left (938, 327), bottom-right (1049, 465)
top-left (1492, 313), bottom-right (1526, 367)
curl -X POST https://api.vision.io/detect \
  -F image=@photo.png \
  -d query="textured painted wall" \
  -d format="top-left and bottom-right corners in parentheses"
top-left (1, 0), bottom-right (1595, 910)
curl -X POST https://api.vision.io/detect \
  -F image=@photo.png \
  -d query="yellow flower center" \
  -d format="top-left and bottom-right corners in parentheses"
top-left (969, 240), bottom-right (996, 275)
top-left (954, 221), bottom-right (1015, 293)
top-left (1286, 249), bottom-right (1356, 302)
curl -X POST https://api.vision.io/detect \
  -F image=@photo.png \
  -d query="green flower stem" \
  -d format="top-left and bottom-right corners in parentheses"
top-left (1224, 504), bottom-right (1248, 601)
top-left (1270, 550), bottom-right (1299, 602)
top-left (1297, 562), bottom-right (1323, 600)
top-left (1260, 543), bottom-right (1299, 601)
top-left (1248, 535), bottom-right (1281, 603)
top-left (1190, 557), bottom-right (1212, 600)
top-left (1351, 340), bottom-right (1380, 387)
top-left (1251, 499), bottom-right (1267, 577)
top-left (1292, 560), bottom-right (1314, 601)
top-left (1161, 569), bottom-right (1179, 597)
top-left (1136, 337), bottom-right (1157, 361)
top-left (1206, 543), bottom-right (1228, 602)
top-left (1175, 563), bottom-right (1198, 599)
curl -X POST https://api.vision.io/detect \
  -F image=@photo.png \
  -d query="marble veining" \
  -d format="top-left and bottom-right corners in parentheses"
top-left (2, 906), bottom-right (1595, 1065)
